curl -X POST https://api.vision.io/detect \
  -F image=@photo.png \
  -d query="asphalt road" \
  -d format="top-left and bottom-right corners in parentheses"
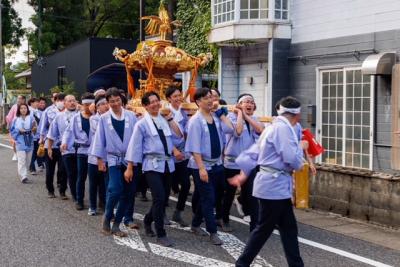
top-left (0, 141), bottom-right (399, 267)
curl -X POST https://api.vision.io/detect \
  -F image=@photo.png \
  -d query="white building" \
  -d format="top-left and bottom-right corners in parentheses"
top-left (209, 0), bottom-right (400, 172)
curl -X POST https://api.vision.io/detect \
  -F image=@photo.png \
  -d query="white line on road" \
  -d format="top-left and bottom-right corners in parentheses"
top-left (218, 231), bottom-right (272, 267)
top-left (167, 221), bottom-right (272, 267)
top-left (114, 226), bottom-right (148, 253)
top-left (0, 142), bottom-right (13, 149)
top-left (169, 196), bottom-right (393, 267)
top-left (149, 242), bottom-right (234, 267)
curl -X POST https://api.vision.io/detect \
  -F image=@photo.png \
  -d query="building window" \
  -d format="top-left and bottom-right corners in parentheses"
top-left (274, 0), bottom-right (288, 20)
top-left (57, 66), bottom-right (66, 89)
top-left (240, 0), bottom-right (269, 19)
top-left (213, 0), bottom-right (235, 25)
top-left (319, 68), bottom-right (372, 169)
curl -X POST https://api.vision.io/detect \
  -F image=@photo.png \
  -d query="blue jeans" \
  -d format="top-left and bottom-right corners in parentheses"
top-left (29, 140), bottom-right (45, 171)
top-left (62, 154), bottom-right (77, 200)
top-left (88, 163), bottom-right (106, 211)
top-left (191, 164), bottom-right (225, 234)
top-left (76, 154), bottom-right (88, 206)
top-left (105, 165), bottom-right (136, 224)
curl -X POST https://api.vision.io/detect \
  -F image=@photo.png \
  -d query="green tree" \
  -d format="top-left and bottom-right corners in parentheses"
top-left (28, 0), bottom-right (87, 56)
top-left (175, 0), bottom-right (217, 74)
top-left (27, 0), bottom-right (162, 56)
top-left (49, 79), bottom-right (78, 97)
top-left (4, 62), bottom-right (29, 90)
top-left (2, 0), bottom-right (25, 47)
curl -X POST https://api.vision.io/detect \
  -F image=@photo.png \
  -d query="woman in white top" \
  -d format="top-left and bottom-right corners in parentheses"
top-left (10, 103), bottom-right (36, 183)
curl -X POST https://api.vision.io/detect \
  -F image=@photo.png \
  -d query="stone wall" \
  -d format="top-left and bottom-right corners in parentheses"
top-left (310, 165), bottom-right (400, 227)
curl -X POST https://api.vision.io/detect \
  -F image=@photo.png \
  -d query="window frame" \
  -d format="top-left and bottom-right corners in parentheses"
top-left (239, 0), bottom-right (269, 20)
top-left (274, 0), bottom-right (289, 21)
top-left (212, 0), bottom-right (236, 26)
top-left (57, 66), bottom-right (66, 90)
top-left (316, 66), bottom-right (374, 170)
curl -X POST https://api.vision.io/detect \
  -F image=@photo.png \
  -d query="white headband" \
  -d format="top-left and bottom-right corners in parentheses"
top-left (277, 104), bottom-right (301, 115)
top-left (94, 89), bottom-right (106, 97)
top-left (82, 99), bottom-right (95, 104)
top-left (96, 98), bottom-right (107, 106)
top-left (238, 95), bottom-right (254, 104)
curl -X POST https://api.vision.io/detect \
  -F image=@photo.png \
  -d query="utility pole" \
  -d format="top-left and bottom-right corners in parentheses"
top-left (0, 0), bottom-right (3, 102)
top-left (0, 0), bottom-right (5, 128)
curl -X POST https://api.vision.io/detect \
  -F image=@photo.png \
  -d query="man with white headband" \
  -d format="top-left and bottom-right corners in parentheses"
top-left (86, 95), bottom-right (109, 216)
top-left (219, 93), bottom-right (264, 232)
top-left (94, 88), bottom-right (106, 97)
top-left (61, 92), bottom-right (95, 210)
top-left (232, 96), bottom-right (307, 267)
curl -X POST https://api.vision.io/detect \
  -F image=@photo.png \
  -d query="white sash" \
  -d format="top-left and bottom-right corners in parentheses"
top-left (144, 112), bottom-right (172, 137)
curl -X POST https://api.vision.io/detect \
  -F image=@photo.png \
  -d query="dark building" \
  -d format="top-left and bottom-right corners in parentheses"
top-left (31, 37), bottom-right (138, 96)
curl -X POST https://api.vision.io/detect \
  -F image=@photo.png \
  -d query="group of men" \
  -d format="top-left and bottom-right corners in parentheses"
top-left (13, 87), bottom-right (308, 267)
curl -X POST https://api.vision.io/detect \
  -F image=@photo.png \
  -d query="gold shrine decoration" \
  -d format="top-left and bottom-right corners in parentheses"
top-left (113, 1), bottom-right (212, 102)
top-left (141, 4), bottom-right (182, 41)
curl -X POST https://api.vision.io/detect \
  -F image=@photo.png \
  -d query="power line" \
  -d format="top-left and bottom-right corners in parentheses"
top-left (4, 5), bottom-right (140, 27)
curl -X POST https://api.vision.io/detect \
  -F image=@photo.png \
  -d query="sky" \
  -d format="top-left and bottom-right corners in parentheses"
top-left (5, 0), bottom-right (35, 64)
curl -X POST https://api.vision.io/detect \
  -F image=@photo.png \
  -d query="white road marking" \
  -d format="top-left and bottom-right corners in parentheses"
top-left (0, 143), bottom-right (13, 149)
top-left (114, 227), bottom-right (148, 253)
top-left (169, 196), bottom-right (394, 267)
top-left (218, 231), bottom-right (272, 267)
top-left (167, 222), bottom-right (272, 267)
top-left (149, 242), bottom-right (234, 267)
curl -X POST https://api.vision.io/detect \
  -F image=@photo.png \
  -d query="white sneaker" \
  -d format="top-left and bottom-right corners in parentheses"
top-left (12, 153), bottom-right (17, 161)
top-left (30, 171), bottom-right (37, 175)
top-left (88, 208), bottom-right (96, 216)
top-left (38, 166), bottom-right (45, 172)
top-left (234, 197), bottom-right (245, 217)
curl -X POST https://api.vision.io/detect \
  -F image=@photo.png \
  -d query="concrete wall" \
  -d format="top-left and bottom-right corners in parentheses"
top-left (291, 0), bottom-right (400, 43)
top-left (289, 29), bottom-right (400, 172)
top-left (311, 166), bottom-right (400, 227)
top-left (220, 43), bottom-right (268, 115)
top-left (219, 47), bottom-right (240, 104)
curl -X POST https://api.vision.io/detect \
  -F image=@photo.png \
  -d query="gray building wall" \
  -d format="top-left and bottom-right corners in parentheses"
top-left (219, 47), bottom-right (239, 104)
top-left (289, 29), bottom-right (400, 171)
top-left (220, 43), bottom-right (268, 114)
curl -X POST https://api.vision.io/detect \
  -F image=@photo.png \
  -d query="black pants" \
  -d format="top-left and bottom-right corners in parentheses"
top-left (136, 163), bottom-right (148, 197)
top-left (144, 170), bottom-right (172, 238)
top-left (236, 199), bottom-right (304, 267)
top-left (221, 168), bottom-right (240, 223)
top-left (172, 160), bottom-right (190, 211)
top-left (45, 148), bottom-right (67, 194)
top-left (62, 154), bottom-right (78, 201)
top-left (239, 168), bottom-right (259, 232)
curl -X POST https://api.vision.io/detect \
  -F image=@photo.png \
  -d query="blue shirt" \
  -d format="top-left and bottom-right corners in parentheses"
top-left (81, 114), bottom-right (90, 138)
top-left (207, 121), bottom-right (221, 159)
top-left (111, 116), bottom-right (125, 142)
